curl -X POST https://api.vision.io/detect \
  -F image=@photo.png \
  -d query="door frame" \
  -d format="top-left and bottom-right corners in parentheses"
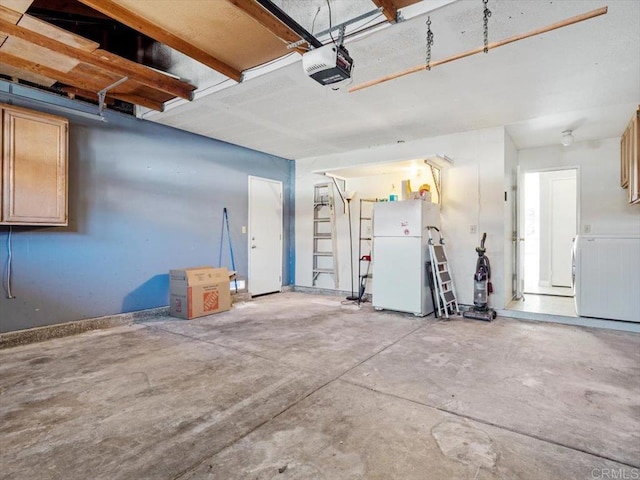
top-left (248, 175), bottom-right (283, 296)
top-left (515, 166), bottom-right (580, 299)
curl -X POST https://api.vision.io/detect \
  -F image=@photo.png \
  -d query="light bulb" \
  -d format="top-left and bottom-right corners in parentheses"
top-left (561, 130), bottom-right (574, 147)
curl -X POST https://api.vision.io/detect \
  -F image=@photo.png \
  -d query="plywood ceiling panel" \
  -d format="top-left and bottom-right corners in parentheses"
top-left (0, 5), bottom-right (195, 110)
top-left (1, 36), bottom-right (81, 72)
top-left (0, 3), bottom-right (23, 47)
top-left (17, 14), bottom-right (99, 52)
top-left (114, 84), bottom-right (175, 103)
top-left (0, 10), bottom-right (99, 83)
top-left (1, 0), bottom-right (33, 14)
top-left (112, 0), bottom-right (292, 71)
top-left (67, 63), bottom-right (175, 103)
top-left (0, 5), bottom-right (22, 23)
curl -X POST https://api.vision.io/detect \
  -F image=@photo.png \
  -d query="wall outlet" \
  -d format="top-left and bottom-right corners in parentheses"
top-left (470, 225), bottom-right (477, 234)
top-left (242, 226), bottom-right (247, 234)
top-left (584, 224), bottom-right (591, 234)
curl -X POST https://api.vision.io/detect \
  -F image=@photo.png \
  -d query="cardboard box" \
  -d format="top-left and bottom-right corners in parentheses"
top-left (169, 267), bottom-right (231, 319)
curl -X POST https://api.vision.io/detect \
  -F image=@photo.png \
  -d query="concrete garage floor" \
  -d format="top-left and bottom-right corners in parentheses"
top-left (1, 292), bottom-right (639, 480)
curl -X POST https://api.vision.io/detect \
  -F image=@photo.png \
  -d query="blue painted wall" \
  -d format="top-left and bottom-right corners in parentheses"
top-left (0, 83), bottom-right (295, 333)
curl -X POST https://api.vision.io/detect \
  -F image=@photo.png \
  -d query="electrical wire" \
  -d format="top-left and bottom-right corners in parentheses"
top-left (311, 6), bottom-right (321, 35)
top-left (343, 18), bottom-right (387, 42)
top-left (326, 0), bottom-right (337, 45)
top-left (250, 10), bottom-right (386, 79)
top-left (5, 226), bottom-right (15, 299)
top-left (349, 12), bottom-right (385, 33)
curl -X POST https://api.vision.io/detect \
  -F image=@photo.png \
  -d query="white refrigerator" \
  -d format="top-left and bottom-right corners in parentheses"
top-left (572, 235), bottom-right (640, 322)
top-left (372, 200), bottom-right (440, 316)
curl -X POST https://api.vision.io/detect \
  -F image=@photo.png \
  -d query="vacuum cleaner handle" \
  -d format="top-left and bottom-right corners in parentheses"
top-left (480, 232), bottom-right (486, 249)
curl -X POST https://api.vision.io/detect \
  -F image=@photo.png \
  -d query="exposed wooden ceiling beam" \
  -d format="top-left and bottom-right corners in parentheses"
top-left (60, 86), bottom-right (159, 112)
top-left (371, 0), bottom-right (398, 23)
top-left (0, 17), bottom-right (195, 100)
top-left (62, 86), bottom-right (114, 104)
top-left (0, 5), bottom-right (23, 24)
top-left (0, 50), bottom-right (95, 90)
top-left (226, 0), bottom-right (306, 53)
top-left (109, 92), bottom-right (163, 111)
top-left (77, 0), bottom-right (242, 81)
top-left (0, 50), bottom-right (165, 111)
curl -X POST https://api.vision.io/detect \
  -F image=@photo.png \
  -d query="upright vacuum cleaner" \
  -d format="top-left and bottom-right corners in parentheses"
top-left (463, 233), bottom-right (497, 321)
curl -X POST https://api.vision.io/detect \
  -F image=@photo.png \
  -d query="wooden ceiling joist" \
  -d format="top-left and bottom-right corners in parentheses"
top-left (61, 87), bottom-right (161, 112)
top-left (62, 86), bottom-right (114, 104)
top-left (77, 0), bottom-right (243, 81)
top-left (0, 50), bottom-right (165, 111)
top-left (371, 0), bottom-right (398, 23)
top-left (0, 17), bottom-right (195, 100)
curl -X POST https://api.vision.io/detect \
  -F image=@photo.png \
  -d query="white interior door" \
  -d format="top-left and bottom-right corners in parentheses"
top-left (249, 176), bottom-right (283, 296)
top-left (550, 177), bottom-right (577, 287)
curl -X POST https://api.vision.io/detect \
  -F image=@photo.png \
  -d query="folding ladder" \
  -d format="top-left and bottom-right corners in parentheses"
top-left (312, 183), bottom-right (339, 288)
top-left (427, 227), bottom-right (460, 318)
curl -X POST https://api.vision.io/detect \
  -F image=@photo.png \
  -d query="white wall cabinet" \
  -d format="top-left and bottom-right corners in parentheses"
top-left (1, 103), bottom-right (69, 225)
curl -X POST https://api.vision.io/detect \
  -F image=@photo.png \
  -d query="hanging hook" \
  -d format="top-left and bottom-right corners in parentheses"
top-left (426, 16), bottom-right (434, 70)
top-left (483, 0), bottom-right (492, 54)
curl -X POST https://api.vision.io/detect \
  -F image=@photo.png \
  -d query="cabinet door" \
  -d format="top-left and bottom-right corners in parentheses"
top-left (631, 111), bottom-right (639, 204)
top-left (1, 106), bottom-right (68, 225)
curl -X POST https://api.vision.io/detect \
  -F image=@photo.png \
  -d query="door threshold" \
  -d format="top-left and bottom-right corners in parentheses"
top-left (499, 308), bottom-right (640, 333)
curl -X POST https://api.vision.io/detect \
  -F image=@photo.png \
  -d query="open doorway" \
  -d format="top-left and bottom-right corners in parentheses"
top-left (511, 168), bottom-right (578, 317)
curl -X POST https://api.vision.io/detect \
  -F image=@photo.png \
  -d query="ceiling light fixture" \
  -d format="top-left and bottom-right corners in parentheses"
top-left (561, 130), bottom-right (574, 147)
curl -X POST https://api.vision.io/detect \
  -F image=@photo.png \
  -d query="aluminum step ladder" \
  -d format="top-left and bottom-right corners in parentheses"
top-left (312, 183), bottom-right (339, 288)
top-left (427, 226), bottom-right (460, 318)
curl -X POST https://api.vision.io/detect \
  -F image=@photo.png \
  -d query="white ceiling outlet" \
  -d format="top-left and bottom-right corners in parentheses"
top-left (144, 0), bottom-right (640, 160)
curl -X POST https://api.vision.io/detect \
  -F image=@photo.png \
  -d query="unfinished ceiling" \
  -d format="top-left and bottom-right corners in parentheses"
top-left (0, 0), bottom-right (422, 111)
top-left (140, 0), bottom-right (639, 158)
top-left (0, 0), bottom-right (198, 111)
top-left (0, 0), bottom-right (638, 157)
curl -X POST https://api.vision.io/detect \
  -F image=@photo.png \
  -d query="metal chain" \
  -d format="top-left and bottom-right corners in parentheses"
top-left (483, 0), bottom-right (492, 54)
top-left (426, 17), bottom-right (434, 70)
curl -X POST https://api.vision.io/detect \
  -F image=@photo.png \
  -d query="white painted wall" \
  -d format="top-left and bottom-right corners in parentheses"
top-left (296, 127), bottom-right (508, 309)
top-left (338, 171), bottom-right (437, 296)
top-left (518, 138), bottom-right (640, 236)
